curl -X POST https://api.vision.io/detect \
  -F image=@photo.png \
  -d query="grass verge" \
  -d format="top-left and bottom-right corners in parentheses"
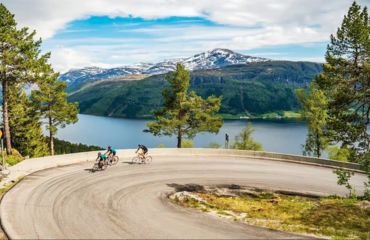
top-left (170, 190), bottom-right (370, 240)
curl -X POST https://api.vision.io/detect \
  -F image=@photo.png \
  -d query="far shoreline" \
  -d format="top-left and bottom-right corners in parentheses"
top-left (76, 111), bottom-right (305, 121)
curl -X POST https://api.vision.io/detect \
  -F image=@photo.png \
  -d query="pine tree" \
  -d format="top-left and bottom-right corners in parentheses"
top-left (296, 82), bottom-right (329, 158)
top-left (315, 1), bottom-right (370, 161)
top-left (31, 64), bottom-right (78, 155)
top-left (146, 64), bottom-right (223, 148)
top-left (8, 83), bottom-right (48, 157)
top-left (0, 3), bottom-right (45, 154)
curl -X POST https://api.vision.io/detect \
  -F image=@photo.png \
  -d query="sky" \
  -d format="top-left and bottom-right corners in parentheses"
top-left (2, 0), bottom-right (369, 73)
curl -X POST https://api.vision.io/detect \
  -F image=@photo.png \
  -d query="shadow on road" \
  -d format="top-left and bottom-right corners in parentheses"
top-left (121, 161), bottom-right (134, 165)
top-left (167, 183), bottom-right (206, 192)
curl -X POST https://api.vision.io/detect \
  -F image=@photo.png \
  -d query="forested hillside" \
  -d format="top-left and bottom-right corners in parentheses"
top-left (67, 61), bottom-right (322, 118)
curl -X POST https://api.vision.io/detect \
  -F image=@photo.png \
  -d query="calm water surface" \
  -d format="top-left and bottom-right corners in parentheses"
top-left (56, 114), bottom-right (308, 155)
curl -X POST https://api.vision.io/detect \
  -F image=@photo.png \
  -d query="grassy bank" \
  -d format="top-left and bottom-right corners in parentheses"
top-left (170, 189), bottom-right (370, 240)
top-left (220, 111), bottom-right (302, 120)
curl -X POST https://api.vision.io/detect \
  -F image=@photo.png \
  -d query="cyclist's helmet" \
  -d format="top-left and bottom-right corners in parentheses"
top-left (107, 146), bottom-right (111, 150)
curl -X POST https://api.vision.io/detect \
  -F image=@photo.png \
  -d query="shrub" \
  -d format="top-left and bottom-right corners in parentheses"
top-left (3, 149), bottom-right (24, 166)
top-left (232, 123), bottom-right (263, 151)
top-left (327, 146), bottom-right (350, 161)
top-left (182, 140), bottom-right (194, 148)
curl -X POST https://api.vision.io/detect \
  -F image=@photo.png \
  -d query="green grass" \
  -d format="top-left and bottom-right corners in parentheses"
top-left (172, 192), bottom-right (370, 240)
top-left (2, 149), bottom-right (24, 166)
top-left (4, 155), bottom-right (23, 166)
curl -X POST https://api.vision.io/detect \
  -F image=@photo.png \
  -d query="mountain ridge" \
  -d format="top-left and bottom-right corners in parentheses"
top-left (59, 48), bottom-right (269, 91)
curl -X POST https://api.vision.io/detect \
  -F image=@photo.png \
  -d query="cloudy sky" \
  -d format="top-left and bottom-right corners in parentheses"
top-left (2, 0), bottom-right (369, 72)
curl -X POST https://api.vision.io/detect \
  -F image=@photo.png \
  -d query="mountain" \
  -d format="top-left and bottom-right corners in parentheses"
top-left (60, 48), bottom-right (269, 91)
top-left (67, 61), bottom-right (323, 118)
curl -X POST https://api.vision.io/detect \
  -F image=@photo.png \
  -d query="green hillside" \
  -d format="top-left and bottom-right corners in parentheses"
top-left (67, 61), bottom-right (322, 118)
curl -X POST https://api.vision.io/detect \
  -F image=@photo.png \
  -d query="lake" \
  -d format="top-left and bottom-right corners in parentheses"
top-left (56, 114), bottom-right (309, 155)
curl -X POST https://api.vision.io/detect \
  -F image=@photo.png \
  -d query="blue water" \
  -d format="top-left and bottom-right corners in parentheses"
top-left (55, 114), bottom-right (309, 155)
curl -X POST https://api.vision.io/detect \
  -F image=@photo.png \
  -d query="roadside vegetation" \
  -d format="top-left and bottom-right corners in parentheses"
top-left (146, 64), bottom-right (223, 148)
top-left (2, 149), bottom-right (23, 166)
top-left (0, 4), bottom-right (83, 164)
top-left (171, 189), bottom-right (370, 240)
top-left (296, 2), bottom-right (369, 196)
top-left (231, 123), bottom-right (263, 151)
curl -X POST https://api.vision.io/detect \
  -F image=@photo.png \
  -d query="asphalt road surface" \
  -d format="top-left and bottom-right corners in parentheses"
top-left (1, 155), bottom-right (367, 239)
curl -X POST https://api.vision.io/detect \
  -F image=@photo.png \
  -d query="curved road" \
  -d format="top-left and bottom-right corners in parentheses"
top-left (1, 155), bottom-right (367, 239)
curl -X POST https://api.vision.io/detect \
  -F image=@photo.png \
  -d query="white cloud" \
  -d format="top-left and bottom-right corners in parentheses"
top-left (46, 25), bottom-right (327, 67)
top-left (3, 0), bottom-right (366, 39)
top-left (50, 48), bottom-right (94, 72)
top-left (2, 0), bottom-right (368, 71)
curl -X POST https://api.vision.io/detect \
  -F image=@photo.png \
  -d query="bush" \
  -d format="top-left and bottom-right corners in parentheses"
top-left (327, 146), bottom-right (350, 161)
top-left (3, 149), bottom-right (24, 166)
top-left (182, 140), bottom-right (194, 148)
top-left (157, 143), bottom-right (166, 148)
top-left (232, 123), bottom-right (263, 151)
top-left (334, 169), bottom-right (355, 197)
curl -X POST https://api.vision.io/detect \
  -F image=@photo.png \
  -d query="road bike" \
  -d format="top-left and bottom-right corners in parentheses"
top-left (131, 154), bottom-right (152, 164)
top-left (106, 155), bottom-right (119, 166)
top-left (92, 161), bottom-right (107, 172)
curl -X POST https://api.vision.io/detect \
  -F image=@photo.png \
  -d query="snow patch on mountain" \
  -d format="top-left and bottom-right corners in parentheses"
top-left (60, 48), bottom-right (269, 89)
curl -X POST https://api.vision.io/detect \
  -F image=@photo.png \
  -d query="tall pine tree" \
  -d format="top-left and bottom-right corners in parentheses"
top-left (146, 64), bottom-right (223, 148)
top-left (31, 64), bottom-right (78, 156)
top-left (315, 1), bottom-right (369, 162)
top-left (0, 3), bottom-right (45, 154)
top-left (8, 83), bottom-right (48, 157)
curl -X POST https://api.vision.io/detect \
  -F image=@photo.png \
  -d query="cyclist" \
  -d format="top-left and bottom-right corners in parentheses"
top-left (105, 146), bottom-right (117, 163)
top-left (96, 152), bottom-right (107, 170)
top-left (135, 144), bottom-right (148, 161)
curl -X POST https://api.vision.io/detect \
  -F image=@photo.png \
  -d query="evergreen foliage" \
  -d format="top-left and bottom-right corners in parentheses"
top-left (296, 82), bottom-right (329, 158)
top-left (0, 3), bottom-right (48, 154)
top-left (32, 64), bottom-right (79, 155)
top-left (314, 1), bottom-right (370, 162)
top-left (8, 83), bottom-right (48, 157)
top-left (232, 123), bottom-right (263, 151)
top-left (146, 64), bottom-right (223, 148)
top-left (52, 138), bottom-right (102, 155)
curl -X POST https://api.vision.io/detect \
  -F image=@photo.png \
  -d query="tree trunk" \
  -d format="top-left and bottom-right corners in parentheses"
top-left (48, 110), bottom-right (54, 156)
top-left (177, 128), bottom-right (182, 148)
top-left (2, 80), bottom-right (12, 155)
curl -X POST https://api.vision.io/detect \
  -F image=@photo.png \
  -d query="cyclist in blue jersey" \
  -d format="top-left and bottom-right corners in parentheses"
top-left (105, 146), bottom-right (117, 164)
top-left (96, 152), bottom-right (107, 169)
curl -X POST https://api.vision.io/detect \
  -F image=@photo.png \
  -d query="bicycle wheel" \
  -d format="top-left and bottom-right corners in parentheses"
top-left (131, 156), bottom-right (140, 164)
top-left (92, 163), bottom-right (99, 172)
top-left (111, 156), bottom-right (119, 165)
top-left (105, 158), bottom-right (111, 166)
top-left (101, 163), bottom-right (108, 170)
top-left (145, 155), bottom-right (152, 164)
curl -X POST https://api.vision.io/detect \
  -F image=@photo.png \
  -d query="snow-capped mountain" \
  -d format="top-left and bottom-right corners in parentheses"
top-left (60, 48), bottom-right (269, 90)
